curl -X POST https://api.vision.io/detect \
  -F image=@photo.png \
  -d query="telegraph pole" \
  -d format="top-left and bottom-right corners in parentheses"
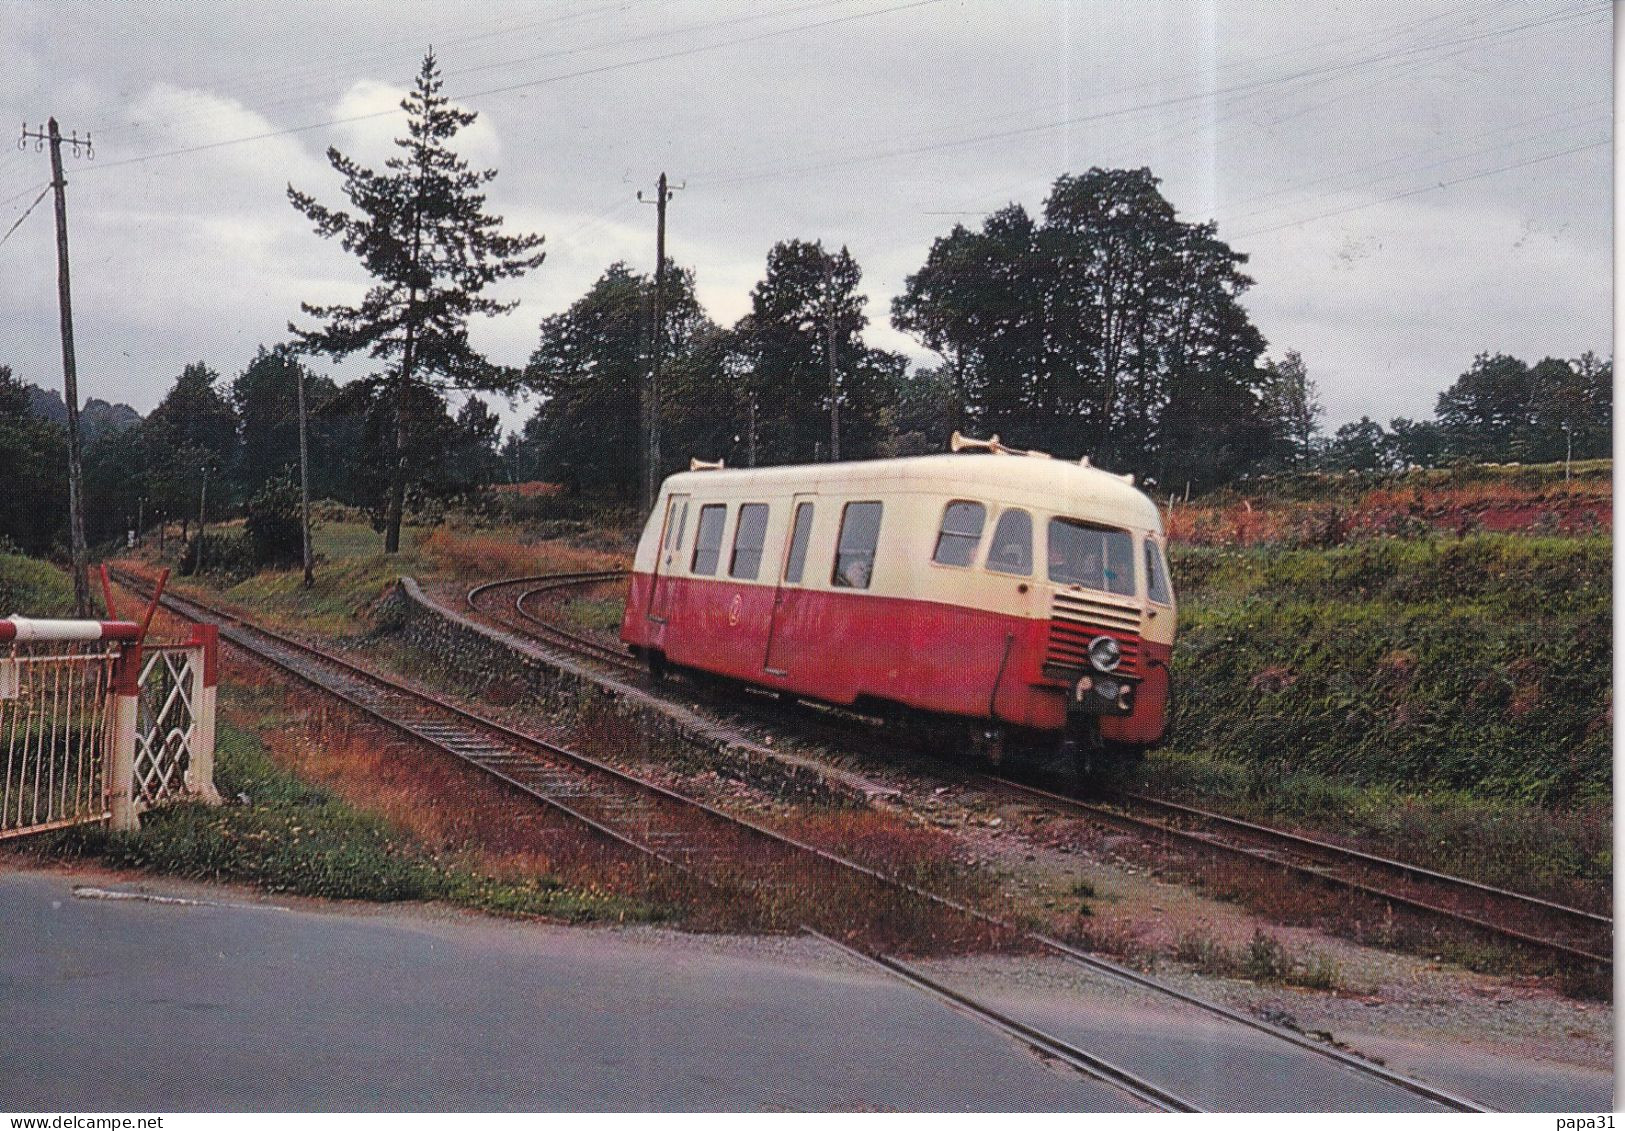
top-left (823, 253), bottom-right (841, 462)
top-left (638, 173), bottom-right (681, 512)
top-left (21, 118), bottom-right (93, 615)
top-left (295, 356), bottom-right (315, 588)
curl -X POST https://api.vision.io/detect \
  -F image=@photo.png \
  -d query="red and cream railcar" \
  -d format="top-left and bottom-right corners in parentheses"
top-left (620, 437), bottom-right (1176, 758)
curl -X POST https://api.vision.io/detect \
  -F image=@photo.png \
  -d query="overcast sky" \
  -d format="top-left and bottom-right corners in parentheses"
top-left (0, 0), bottom-right (1612, 439)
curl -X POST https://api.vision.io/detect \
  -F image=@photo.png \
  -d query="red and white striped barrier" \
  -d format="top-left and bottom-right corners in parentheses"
top-left (0, 617), bottom-right (140, 643)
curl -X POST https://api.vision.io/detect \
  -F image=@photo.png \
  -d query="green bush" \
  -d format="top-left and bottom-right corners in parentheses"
top-left (180, 530), bottom-right (256, 582)
top-left (0, 551), bottom-right (71, 616)
top-left (244, 474), bottom-right (308, 567)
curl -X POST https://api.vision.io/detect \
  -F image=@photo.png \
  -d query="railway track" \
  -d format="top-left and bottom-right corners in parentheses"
top-left (114, 567), bottom-right (1487, 1112)
top-left (112, 571), bottom-right (1188, 1111)
top-left (466, 572), bottom-right (637, 671)
top-left (991, 777), bottom-right (1613, 969)
top-left (479, 569), bottom-right (1612, 977)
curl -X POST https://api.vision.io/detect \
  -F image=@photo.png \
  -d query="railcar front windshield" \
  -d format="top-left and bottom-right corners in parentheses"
top-left (1047, 518), bottom-right (1136, 597)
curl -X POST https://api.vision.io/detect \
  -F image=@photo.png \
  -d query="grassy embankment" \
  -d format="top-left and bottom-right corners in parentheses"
top-left (2, 543), bottom-right (665, 924)
top-left (82, 470), bottom-right (1614, 933)
top-left (48, 719), bottom-right (658, 922)
top-left (179, 512), bottom-right (626, 637)
top-left (1155, 463), bottom-right (1611, 911)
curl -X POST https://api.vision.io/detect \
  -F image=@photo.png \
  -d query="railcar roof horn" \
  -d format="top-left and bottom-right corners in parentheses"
top-left (950, 432), bottom-right (1135, 484)
top-left (689, 457), bottom-right (725, 471)
top-left (949, 431), bottom-right (1051, 459)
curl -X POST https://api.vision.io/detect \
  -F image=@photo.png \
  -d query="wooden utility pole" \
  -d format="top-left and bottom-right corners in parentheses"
top-left (195, 466), bottom-right (208, 574)
top-left (746, 391), bottom-right (758, 469)
top-left (638, 173), bottom-right (681, 512)
top-left (295, 357), bottom-right (315, 587)
top-left (21, 119), bottom-right (92, 615)
top-left (823, 253), bottom-right (840, 462)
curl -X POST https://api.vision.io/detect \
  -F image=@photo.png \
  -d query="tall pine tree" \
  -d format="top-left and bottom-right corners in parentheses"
top-left (287, 50), bottom-right (545, 551)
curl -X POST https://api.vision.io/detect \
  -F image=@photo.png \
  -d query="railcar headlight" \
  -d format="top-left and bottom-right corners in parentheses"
top-left (1088, 635), bottom-right (1122, 673)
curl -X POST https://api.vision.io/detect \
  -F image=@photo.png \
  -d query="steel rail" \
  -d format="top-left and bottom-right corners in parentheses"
top-left (112, 570), bottom-right (1196, 1114)
top-left (989, 774), bottom-right (1610, 969)
top-left (1116, 787), bottom-right (1612, 927)
top-left (129, 570), bottom-right (1488, 1112)
top-left (477, 570), bottom-right (1605, 974)
top-left (467, 572), bottom-right (638, 672)
top-left (451, 571), bottom-right (1523, 1111)
top-left (802, 929), bottom-right (1198, 1113)
top-left (395, 571), bottom-right (1485, 1111)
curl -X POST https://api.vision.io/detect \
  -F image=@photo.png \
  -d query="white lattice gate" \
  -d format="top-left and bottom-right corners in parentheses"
top-left (0, 617), bottom-right (219, 840)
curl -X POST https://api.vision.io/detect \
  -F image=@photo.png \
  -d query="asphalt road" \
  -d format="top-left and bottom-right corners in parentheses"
top-left (0, 867), bottom-right (1607, 1112)
top-left (0, 868), bottom-right (1139, 1112)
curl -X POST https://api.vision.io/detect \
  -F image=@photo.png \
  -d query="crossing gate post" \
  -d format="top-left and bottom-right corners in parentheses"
top-left (184, 623), bottom-right (221, 804)
top-left (1, 615), bottom-right (223, 841)
top-left (108, 635), bottom-right (140, 833)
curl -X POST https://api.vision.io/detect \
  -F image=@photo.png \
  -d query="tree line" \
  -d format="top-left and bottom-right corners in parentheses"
top-left (1317, 351), bottom-right (1611, 472)
top-left (0, 351), bottom-right (504, 561)
top-left (0, 50), bottom-right (1610, 567)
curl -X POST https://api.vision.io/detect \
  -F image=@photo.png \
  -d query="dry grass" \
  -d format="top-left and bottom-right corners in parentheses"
top-left (414, 527), bottom-right (623, 582)
top-left (1167, 476), bottom-right (1611, 548)
top-left (217, 652), bottom-right (734, 926)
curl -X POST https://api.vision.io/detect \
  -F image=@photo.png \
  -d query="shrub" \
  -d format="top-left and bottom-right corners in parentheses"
top-left (244, 474), bottom-right (308, 567)
top-left (180, 531), bottom-right (256, 582)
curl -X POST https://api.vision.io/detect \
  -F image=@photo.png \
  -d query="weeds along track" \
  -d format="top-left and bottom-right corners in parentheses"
top-left (487, 570), bottom-right (1611, 979)
top-left (112, 569), bottom-right (1494, 1111)
top-left (107, 570), bottom-right (1211, 1112)
top-left (991, 776), bottom-right (1613, 973)
top-left (456, 569), bottom-right (1491, 1112)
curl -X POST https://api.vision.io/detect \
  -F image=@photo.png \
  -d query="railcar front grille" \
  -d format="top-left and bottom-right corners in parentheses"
top-left (1044, 591), bottom-right (1143, 678)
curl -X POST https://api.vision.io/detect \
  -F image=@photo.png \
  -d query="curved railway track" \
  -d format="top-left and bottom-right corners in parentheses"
top-left (478, 569), bottom-right (1611, 975)
top-left (992, 777), bottom-right (1612, 968)
top-left (467, 572), bottom-right (636, 671)
top-left (111, 567), bottom-right (1487, 1113)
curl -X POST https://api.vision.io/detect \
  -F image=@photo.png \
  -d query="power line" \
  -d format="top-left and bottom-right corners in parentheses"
top-left (0, 179), bottom-right (51, 210)
top-left (81, 0), bottom-right (648, 142)
top-left (0, 184), bottom-right (50, 250)
top-left (1229, 136), bottom-right (1609, 239)
top-left (76, 0), bottom-right (944, 177)
top-left (694, 1), bottom-right (1606, 190)
top-left (1215, 107), bottom-right (1610, 228)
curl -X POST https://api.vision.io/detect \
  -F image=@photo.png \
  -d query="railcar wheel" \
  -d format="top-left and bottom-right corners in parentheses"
top-left (647, 651), bottom-right (668, 682)
top-left (1066, 719), bottom-right (1106, 787)
top-left (966, 724), bottom-right (1007, 766)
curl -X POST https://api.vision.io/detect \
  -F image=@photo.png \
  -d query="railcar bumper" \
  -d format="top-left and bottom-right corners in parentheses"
top-left (1066, 672), bottom-right (1137, 717)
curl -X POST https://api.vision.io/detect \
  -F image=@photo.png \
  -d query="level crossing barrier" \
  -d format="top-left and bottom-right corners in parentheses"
top-left (0, 617), bottom-right (219, 840)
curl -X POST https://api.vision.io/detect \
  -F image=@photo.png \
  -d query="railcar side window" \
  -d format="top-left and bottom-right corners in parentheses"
top-left (1047, 518), bottom-right (1135, 597)
top-left (691, 504), bottom-right (726, 576)
top-left (1146, 538), bottom-right (1172, 605)
top-left (932, 501), bottom-right (985, 567)
top-left (832, 501), bottom-right (883, 589)
top-left (663, 499), bottom-right (688, 551)
top-left (730, 503), bottom-right (769, 579)
top-left (784, 502), bottom-right (815, 583)
top-left (985, 508), bottom-right (1032, 575)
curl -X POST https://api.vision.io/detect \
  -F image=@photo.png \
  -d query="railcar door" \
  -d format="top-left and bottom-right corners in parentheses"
top-left (763, 494), bottom-right (816, 676)
top-left (647, 492), bottom-right (690, 623)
